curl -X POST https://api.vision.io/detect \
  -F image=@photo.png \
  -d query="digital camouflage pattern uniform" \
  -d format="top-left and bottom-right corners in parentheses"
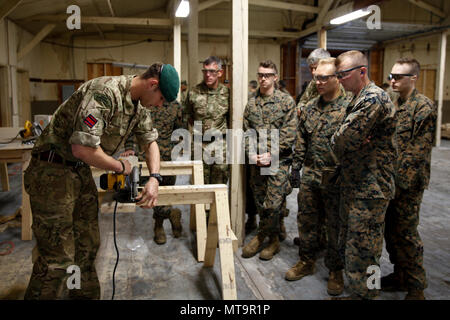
top-left (331, 82), bottom-right (398, 299)
top-left (185, 82), bottom-right (230, 184)
top-left (244, 89), bottom-right (297, 237)
top-left (124, 100), bottom-right (185, 220)
top-left (24, 75), bottom-right (158, 300)
top-left (297, 80), bottom-right (319, 113)
top-left (294, 86), bottom-right (351, 271)
top-left (385, 89), bottom-right (436, 291)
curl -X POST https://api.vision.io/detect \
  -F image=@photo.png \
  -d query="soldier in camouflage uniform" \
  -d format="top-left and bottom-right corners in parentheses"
top-left (286, 58), bottom-right (351, 296)
top-left (241, 60), bottom-right (297, 261)
top-left (331, 51), bottom-right (398, 300)
top-left (293, 48), bottom-right (331, 249)
top-left (382, 58), bottom-right (436, 300)
top-left (184, 56), bottom-right (230, 185)
top-left (23, 63), bottom-right (179, 299)
top-left (121, 100), bottom-right (185, 245)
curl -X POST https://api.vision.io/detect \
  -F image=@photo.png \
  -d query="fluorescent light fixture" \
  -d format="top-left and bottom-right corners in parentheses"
top-left (330, 8), bottom-right (371, 25)
top-left (175, 0), bottom-right (190, 18)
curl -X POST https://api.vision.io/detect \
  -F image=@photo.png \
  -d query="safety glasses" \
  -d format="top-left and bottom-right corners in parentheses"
top-left (335, 65), bottom-right (366, 79)
top-left (388, 73), bottom-right (414, 81)
top-left (257, 73), bottom-right (276, 79)
top-left (202, 69), bottom-right (220, 75)
top-left (313, 74), bottom-right (336, 83)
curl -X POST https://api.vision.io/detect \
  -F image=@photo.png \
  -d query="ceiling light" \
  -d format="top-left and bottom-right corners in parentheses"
top-left (330, 8), bottom-right (372, 25)
top-left (175, 0), bottom-right (190, 18)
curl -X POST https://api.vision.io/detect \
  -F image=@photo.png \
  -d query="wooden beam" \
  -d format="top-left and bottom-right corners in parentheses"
top-left (316, 0), bottom-right (335, 25)
top-left (199, 0), bottom-right (228, 11)
top-left (248, 0), bottom-right (320, 14)
top-left (27, 15), bottom-right (173, 27)
top-left (408, 0), bottom-right (446, 19)
top-left (17, 24), bottom-right (56, 61)
top-left (188, 0), bottom-right (199, 88)
top-left (0, 0), bottom-right (22, 21)
top-left (436, 30), bottom-right (447, 147)
top-left (106, 0), bottom-right (116, 16)
top-left (230, 0), bottom-right (247, 246)
top-left (318, 27), bottom-right (327, 49)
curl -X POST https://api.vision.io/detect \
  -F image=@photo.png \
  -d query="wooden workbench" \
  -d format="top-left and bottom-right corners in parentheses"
top-left (0, 127), bottom-right (33, 240)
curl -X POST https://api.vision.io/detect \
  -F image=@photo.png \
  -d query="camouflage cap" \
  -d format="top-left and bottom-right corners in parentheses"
top-left (159, 64), bottom-right (180, 102)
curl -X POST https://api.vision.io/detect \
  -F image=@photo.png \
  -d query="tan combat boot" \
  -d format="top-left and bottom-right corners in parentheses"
top-left (153, 217), bottom-right (166, 245)
top-left (327, 270), bottom-right (344, 296)
top-left (242, 233), bottom-right (265, 258)
top-left (285, 259), bottom-right (316, 281)
top-left (169, 208), bottom-right (182, 238)
top-left (405, 289), bottom-right (425, 300)
top-left (259, 235), bottom-right (280, 260)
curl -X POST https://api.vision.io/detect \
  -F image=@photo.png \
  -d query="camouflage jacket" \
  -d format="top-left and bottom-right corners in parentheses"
top-left (243, 89), bottom-right (297, 162)
top-left (185, 82), bottom-right (230, 134)
top-left (293, 86), bottom-right (351, 187)
top-left (33, 75), bottom-right (158, 162)
top-left (331, 82), bottom-right (398, 200)
top-left (124, 100), bottom-right (185, 161)
top-left (297, 80), bottom-right (319, 112)
top-left (392, 89), bottom-right (436, 190)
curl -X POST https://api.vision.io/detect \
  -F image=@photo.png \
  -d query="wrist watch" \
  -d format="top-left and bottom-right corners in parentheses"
top-left (150, 173), bottom-right (163, 184)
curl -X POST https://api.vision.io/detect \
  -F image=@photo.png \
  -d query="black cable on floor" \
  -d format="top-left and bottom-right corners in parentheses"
top-left (111, 200), bottom-right (119, 300)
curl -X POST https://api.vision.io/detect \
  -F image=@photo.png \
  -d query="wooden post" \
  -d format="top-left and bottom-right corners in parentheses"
top-left (230, 0), bottom-right (247, 246)
top-left (192, 162), bottom-right (207, 261)
top-left (188, 0), bottom-right (199, 88)
top-left (318, 27), bottom-right (327, 50)
top-left (436, 30), bottom-right (447, 147)
top-left (0, 163), bottom-right (9, 192)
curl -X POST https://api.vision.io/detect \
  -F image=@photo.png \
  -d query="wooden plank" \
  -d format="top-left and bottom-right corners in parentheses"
top-left (318, 27), bottom-right (327, 49)
top-left (174, 17), bottom-right (182, 101)
top-left (0, 0), bottom-right (22, 21)
top-left (203, 194), bottom-right (219, 267)
top-left (0, 162), bottom-right (9, 192)
top-left (248, 0), bottom-right (320, 14)
top-left (436, 31), bottom-right (447, 146)
top-left (27, 15), bottom-right (173, 27)
top-left (199, 0), bottom-right (228, 11)
top-left (215, 189), bottom-right (237, 300)
top-left (408, 0), bottom-right (446, 18)
top-left (230, 0), bottom-right (247, 246)
top-left (316, 0), bottom-right (335, 25)
top-left (17, 24), bottom-right (56, 61)
top-left (192, 162), bottom-right (207, 261)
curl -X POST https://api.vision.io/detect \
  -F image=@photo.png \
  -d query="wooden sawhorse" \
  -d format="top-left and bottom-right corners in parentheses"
top-left (93, 160), bottom-right (208, 262)
top-left (99, 184), bottom-right (238, 300)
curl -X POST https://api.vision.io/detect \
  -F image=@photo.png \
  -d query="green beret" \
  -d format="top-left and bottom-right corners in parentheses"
top-left (159, 64), bottom-right (180, 102)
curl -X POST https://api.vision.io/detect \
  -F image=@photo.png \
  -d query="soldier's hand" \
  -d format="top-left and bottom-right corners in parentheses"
top-left (120, 150), bottom-right (135, 157)
top-left (290, 169), bottom-right (300, 188)
top-left (257, 152), bottom-right (271, 167)
top-left (121, 159), bottom-right (132, 175)
top-left (136, 179), bottom-right (159, 208)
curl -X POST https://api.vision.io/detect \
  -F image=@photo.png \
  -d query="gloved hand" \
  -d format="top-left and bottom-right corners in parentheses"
top-left (290, 169), bottom-right (300, 188)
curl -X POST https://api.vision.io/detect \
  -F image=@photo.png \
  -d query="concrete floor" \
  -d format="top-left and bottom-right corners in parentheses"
top-left (1, 141), bottom-right (449, 300)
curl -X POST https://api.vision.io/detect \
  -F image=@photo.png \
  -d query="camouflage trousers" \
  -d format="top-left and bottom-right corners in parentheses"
top-left (23, 157), bottom-right (100, 300)
top-left (384, 186), bottom-right (427, 290)
top-left (339, 194), bottom-right (389, 299)
top-left (245, 164), bottom-right (257, 215)
top-left (153, 175), bottom-right (176, 219)
top-left (249, 163), bottom-right (291, 237)
top-left (297, 183), bottom-right (344, 271)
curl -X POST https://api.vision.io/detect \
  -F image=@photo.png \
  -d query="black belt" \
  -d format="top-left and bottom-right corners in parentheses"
top-left (33, 151), bottom-right (86, 168)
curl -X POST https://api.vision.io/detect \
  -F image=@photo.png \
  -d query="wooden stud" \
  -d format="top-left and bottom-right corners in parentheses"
top-left (0, 163), bottom-right (9, 192)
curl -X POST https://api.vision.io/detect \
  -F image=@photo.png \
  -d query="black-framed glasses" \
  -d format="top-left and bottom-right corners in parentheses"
top-left (202, 68), bottom-right (220, 75)
top-left (388, 73), bottom-right (414, 81)
top-left (257, 73), bottom-right (276, 79)
top-left (313, 74), bottom-right (336, 83)
top-left (335, 65), bottom-right (367, 79)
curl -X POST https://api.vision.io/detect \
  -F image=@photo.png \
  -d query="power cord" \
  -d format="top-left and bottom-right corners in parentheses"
top-left (111, 200), bottom-right (119, 300)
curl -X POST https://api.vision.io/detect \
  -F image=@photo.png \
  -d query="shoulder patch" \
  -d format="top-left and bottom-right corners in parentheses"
top-left (83, 114), bottom-right (98, 128)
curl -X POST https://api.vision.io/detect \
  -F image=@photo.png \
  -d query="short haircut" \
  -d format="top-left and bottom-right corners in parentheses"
top-left (140, 62), bottom-right (163, 79)
top-left (249, 80), bottom-right (258, 88)
top-left (203, 56), bottom-right (223, 70)
top-left (307, 48), bottom-right (331, 66)
top-left (259, 60), bottom-right (278, 74)
top-left (336, 50), bottom-right (368, 68)
top-left (317, 57), bottom-right (336, 69)
top-left (395, 57), bottom-right (421, 76)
